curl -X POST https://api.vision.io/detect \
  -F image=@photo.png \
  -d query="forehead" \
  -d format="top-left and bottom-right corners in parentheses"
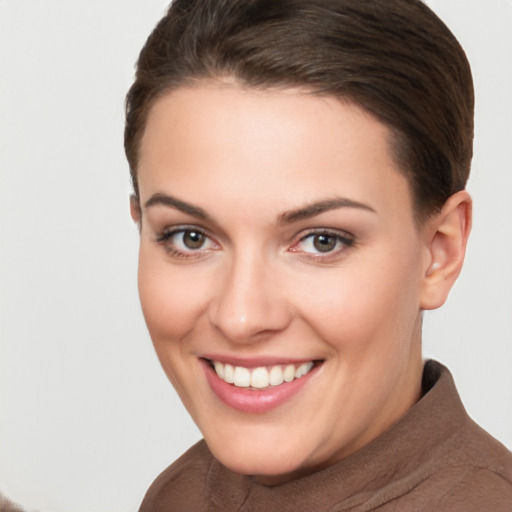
top-left (138, 84), bottom-right (414, 224)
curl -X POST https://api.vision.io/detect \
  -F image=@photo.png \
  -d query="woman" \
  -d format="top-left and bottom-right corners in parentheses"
top-left (125, 0), bottom-right (512, 510)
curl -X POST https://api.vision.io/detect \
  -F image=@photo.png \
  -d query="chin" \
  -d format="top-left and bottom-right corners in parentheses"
top-left (203, 427), bottom-right (317, 481)
top-left (215, 451), bottom-right (304, 481)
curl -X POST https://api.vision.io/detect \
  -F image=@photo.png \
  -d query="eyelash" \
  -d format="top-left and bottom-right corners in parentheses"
top-left (289, 229), bottom-right (355, 260)
top-left (155, 226), bottom-right (355, 261)
top-left (155, 226), bottom-right (218, 260)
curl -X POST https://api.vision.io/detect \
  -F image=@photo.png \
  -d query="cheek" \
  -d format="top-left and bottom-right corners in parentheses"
top-left (137, 246), bottom-right (210, 342)
top-left (292, 251), bottom-right (423, 355)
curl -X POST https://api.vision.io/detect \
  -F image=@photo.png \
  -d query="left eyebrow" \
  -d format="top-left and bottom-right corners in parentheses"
top-left (277, 197), bottom-right (376, 225)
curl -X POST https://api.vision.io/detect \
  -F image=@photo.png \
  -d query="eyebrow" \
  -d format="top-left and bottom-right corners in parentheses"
top-left (277, 197), bottom-right (376, 225)
top-left (144, 193), bottom-right (212, 221)
top-left (144, 193), bottom-right (376, 225)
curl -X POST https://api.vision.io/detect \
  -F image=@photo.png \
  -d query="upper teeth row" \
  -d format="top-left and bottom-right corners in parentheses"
top-left (212, 361), bottom-right (314, 389)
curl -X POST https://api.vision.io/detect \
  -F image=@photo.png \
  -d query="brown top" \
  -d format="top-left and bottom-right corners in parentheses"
top-left (139, 361), bottom-right (512, 511)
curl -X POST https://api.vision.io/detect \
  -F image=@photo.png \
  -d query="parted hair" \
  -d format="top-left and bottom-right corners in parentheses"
top-left (125, 0), bottom-right (474, 221)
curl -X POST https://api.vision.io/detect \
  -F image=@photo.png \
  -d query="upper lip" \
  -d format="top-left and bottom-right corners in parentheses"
top-left (200, 354), bottom-right (322, 368)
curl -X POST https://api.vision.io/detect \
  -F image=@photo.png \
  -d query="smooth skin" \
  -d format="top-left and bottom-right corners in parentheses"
top-left (131, 83), bottom-right (471, 484)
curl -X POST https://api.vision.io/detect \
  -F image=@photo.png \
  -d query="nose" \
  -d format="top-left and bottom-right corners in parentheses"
top-left (207, 251), bottom-right (292, 344)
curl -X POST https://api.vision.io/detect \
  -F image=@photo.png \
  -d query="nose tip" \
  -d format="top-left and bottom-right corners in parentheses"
top-left (208, 260), bottom-right (291, 343)
top-left (212, 311), bottom-right (267, 343)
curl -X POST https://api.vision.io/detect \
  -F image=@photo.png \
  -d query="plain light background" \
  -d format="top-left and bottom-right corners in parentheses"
top-left (1, 1), bottom-right (511, 511)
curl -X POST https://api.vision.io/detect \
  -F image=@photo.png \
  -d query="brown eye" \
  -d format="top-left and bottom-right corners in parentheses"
top-left (313, 234), bottom-right (337, 253)
top-left (291, 230), bottom-right (354, 257)
top-left (182, 230), bottom-right (205, 249)
top-left (156, 227), bottom-right (219, 259)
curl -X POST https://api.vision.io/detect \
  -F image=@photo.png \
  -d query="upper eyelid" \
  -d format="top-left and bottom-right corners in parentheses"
top-left (155, 226), bottom-right (220, 259)
top-left (156, 224), bottom-right (212, 239)
top-left (295, 227), bottom-right (355, 242)
top-left (150, 216), bottom-right (228, 243)
top-left (287, 229), bottom-right (355, 256)
top-left (154, 224), bottom-right (355, 248)
top-left (154, 226), bottom-right (219, 251)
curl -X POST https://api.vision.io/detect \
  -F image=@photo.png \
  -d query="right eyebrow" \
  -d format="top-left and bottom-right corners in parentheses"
top-left (144, 193), bottom-right (212, 222)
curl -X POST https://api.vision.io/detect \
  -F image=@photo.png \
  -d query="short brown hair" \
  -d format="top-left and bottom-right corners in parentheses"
top-left (125, 0), bottom-right (474, 221)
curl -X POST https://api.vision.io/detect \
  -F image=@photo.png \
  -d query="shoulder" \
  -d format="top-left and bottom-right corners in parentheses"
top-left (138, 440), bottom-right (214, 512)
top-left (376, 417), bottom-right (512, 511)
top-left (458, 414), bottom-right (512, 481)
top-left (432, 466), bottom-right (512, 511)
top-left (379, 362), bottom-right (512, 511)
top-left (426, 419), bottom-right (512, 511)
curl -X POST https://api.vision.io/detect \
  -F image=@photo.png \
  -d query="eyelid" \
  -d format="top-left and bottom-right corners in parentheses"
top-left (299, 227), bottom-right (354, 240)
top-left (288, 228), bottom-right (355, 257)
top-left (292, 227), bottom-right (355, 244)
top-left (155, 224), bottom-right (220, 259)
top-left (156, 225), bottom-right (203, 242)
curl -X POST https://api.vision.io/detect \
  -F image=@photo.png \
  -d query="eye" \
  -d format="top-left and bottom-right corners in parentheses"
top-left (290, 230), bottom-right (354, 257)
top-left (177, 230), bottom-right (207, 250)
top-left (156, 227), bottom-right (219, 258)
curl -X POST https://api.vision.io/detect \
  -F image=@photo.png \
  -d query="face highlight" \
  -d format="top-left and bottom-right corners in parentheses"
top-left (134, 84), bottom-right (428, 483)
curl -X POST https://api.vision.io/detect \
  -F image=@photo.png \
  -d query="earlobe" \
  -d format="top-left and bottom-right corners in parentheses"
top-left (130, 194), bottom-right (141, 224)
top-left (420, 190), bottom-right (472, 310)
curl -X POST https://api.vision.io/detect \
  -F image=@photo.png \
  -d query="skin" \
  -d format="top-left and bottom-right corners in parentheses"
top-left (132, 83), bottom-right (471, 484)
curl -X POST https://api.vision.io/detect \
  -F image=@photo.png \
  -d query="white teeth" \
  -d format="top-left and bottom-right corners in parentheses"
top-left (269, 365), bottom-right (284, 386)
top-left (233, 366), bottom-right (251, 387)
top-left (304, 361), bottom-right (314, 373)
top-left (224, 364), bottom-right (235, 384)
top-left (283, 364), bottom-right (295, 382)
top-left (213, 361), bottom-right (224, 379)
top-left (250, 367), bottom-right (269, 389)
top-left (295, 362), bottom-right (314, 378)
top-left (212, 360), bottom-right (315, 389)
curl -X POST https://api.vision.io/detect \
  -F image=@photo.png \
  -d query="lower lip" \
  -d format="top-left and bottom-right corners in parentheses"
top-left (201, 360), bottom-right (320, 414)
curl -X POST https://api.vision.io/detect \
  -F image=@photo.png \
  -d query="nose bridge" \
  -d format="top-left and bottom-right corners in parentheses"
top-left (208, 247), bottom-right (289, 342)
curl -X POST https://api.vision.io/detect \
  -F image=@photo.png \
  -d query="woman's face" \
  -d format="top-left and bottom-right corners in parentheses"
top-left (135, 84), bottom-right (429, 483)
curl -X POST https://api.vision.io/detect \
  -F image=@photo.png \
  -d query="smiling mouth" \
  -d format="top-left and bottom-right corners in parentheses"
top-left (205, 359), bottom-right (321, 389)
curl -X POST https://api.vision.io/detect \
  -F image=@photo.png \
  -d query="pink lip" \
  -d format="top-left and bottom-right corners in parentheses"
top-left (201, 359), bottom-right (321, 414)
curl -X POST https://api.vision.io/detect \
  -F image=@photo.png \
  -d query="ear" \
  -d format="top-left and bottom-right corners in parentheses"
top-left (130, 194), bottom-right (141, 224)
top-left (420, 190), bottom-right (472, 310)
